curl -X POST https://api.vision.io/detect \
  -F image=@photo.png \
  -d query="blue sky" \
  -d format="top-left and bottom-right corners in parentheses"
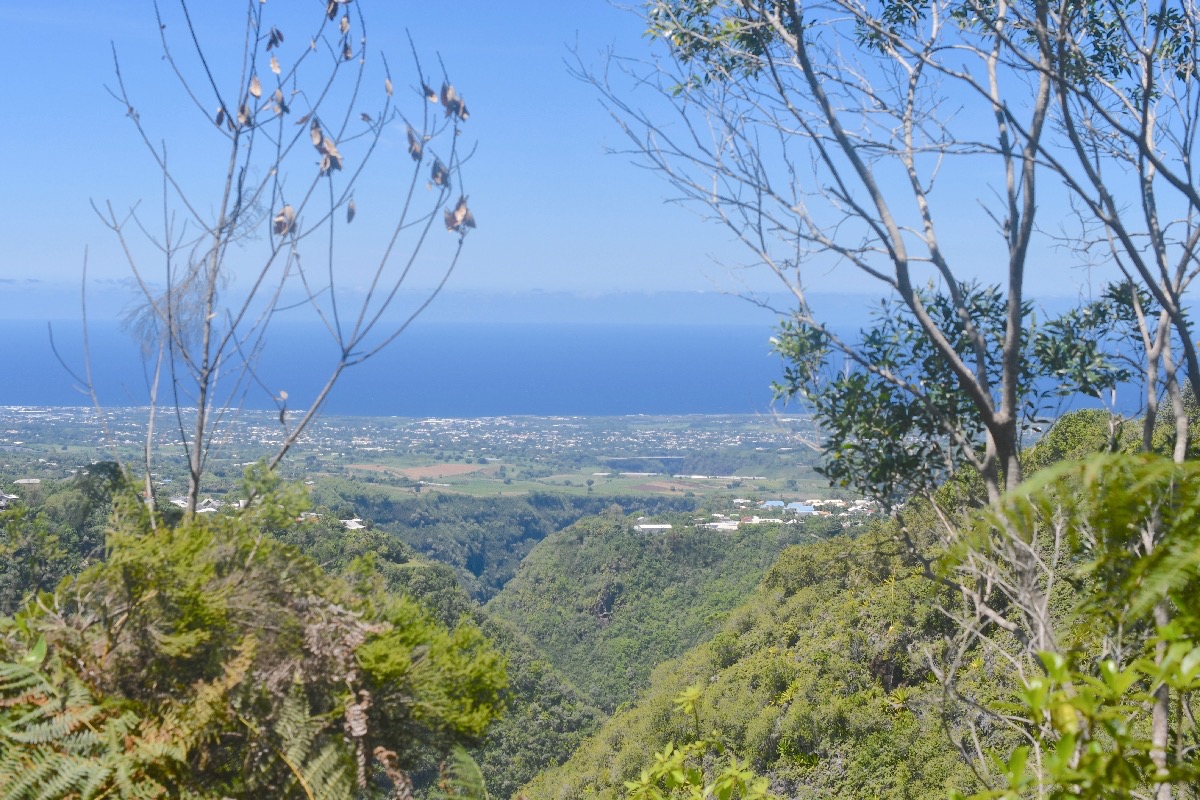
top-left (0, 1), bottom-right (762, 315)
top-left (0, 1), bottom-right (1109, 324)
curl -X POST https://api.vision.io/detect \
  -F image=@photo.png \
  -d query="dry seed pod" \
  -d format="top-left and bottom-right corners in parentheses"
top-left (273, 204), bottom-right (295, 236)
top-left (343, 41), bottom-right (352, 61)
top-left (215, 106), bottom-right (226, 128)
top-left (347, 198), bottom-right (356, 223)
top-left (321, 137), bottom-right (343, 172)
top-left (406, 127), bottom-right (422, 161)
top-left (310, 119), bottom-right (323, 147)
top-left (340, 15), bottom-right (349, 34)
top-left (444, 196), bottom-right (475, 232)
top-left (440, 83), bottom-right (464, 119)
top-left (249, 75), bottom-right (262, 98)
top-left (270, 54), bottom-right (280, 75)
top-left (431, 159), bottom-right (449, 188)
top-left (423, 83), bottom-right (437, 103)
top-left (385, 77), bottom-right (393, 96)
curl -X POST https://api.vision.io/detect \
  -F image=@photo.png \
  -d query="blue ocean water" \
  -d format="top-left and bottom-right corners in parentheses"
top-left (0, 320), bottom-right (787, 416)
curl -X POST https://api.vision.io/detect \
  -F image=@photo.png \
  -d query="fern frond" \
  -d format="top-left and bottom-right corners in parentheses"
top-left (0, 652), bottom-right (175, 800)
top-left (302, 741), bottom-right (354, 800)
top-left (433, 746), bottom-right (490, 800)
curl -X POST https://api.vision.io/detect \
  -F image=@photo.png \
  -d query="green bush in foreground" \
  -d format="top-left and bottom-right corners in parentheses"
top-left (0, 469), bottom-right (506, 800)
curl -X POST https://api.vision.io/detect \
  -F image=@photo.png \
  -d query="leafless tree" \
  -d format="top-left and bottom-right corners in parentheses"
top-left (94, 0), bottom-right (475, 516)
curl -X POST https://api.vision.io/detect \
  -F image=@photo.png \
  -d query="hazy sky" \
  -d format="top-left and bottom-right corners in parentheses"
top-left (0, 1), bottom-right (1111, 321)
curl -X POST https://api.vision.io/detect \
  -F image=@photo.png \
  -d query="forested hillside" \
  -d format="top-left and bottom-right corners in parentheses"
top-left (486, 516), bottom-right (841, 712)
top-left (520, 524), bottom-right (986, 799)
top-left (311, 481), bottom-right (701, 600)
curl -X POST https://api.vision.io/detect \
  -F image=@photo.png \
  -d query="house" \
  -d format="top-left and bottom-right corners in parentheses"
top-left (634, 523), bottom-right (673, 532)
top-left (0, 491), bottom-right (18, 510)
top-left (786, 502), bottom-right (816, 515)
top-left (341, 518), bottom-right (366, 530)
top-left (196, 498), bottom-right (224, 514)
top-left (759, 500), bottom-right (785, 510)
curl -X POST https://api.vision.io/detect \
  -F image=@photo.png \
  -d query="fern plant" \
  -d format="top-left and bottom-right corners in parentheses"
top-left (0, 638), bottom-right (182, 800)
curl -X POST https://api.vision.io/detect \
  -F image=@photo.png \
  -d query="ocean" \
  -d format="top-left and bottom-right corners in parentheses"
top-left (0, 320), bottom-right (787, 416)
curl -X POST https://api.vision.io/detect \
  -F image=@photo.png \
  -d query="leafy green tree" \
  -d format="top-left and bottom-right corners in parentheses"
top-left (585, 1), bottom-right (1200, 794)
top-left (592, 0), bottom-right (1200, 502)
top-left (0, 509), bottom-right (68, 616)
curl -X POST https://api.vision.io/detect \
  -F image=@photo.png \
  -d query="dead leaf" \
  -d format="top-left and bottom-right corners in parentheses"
top-left (340, 15), bottom-right (350, 34)
top-left (361, 112), bottom-right (372, 123)
top-left (431, 159), bottom-right (449, 189)
top-left (215, 107), bottom-right (226, 128)
top-left (273, 204), bottom-right (295, 235)
top-left (238, 102), bottom-right (251, 127)
top-left (249, 75), bottom-right (262, 98)
top-left (385, 77), bottom-right (393, 97)
top-left (343, 41), bottom-right (353, 61)
top-left (310, 118), bottom-right (323, 147)
top-left (406, 127), bottom-right (422, 161)
top-left (321, 137), bottom-right (343, 172)
top-left (423, 83), bottom-right (437, 103)
top-left (444, 196), bottom-right (475, 232)
top-left (326, 0), bottom-right (337, 20)
top-left (267, 26), bottom-right (284, 50)
top-left (440, 82), bottom-right (465, 119)
top-left (270, 54), bottom-right (280, 75)
top-left (295, 113), bottom-right (311, 127)
top-left (347, 198), bottom-right (356, 223)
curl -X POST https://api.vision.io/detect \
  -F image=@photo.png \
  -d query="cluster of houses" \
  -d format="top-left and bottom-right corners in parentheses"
top-left (634, 495), bottom-right (882, 534)
top-left (166, 496), bottom-right (233, 513)
top-left (0, 479), bottom-right (42, 510)
top-left (743, 497), bottom-right (877, 516)
top-left (702, 497), bottom-right (878, 530)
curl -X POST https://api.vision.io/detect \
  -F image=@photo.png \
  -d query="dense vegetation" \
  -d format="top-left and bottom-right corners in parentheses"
top-left (274, 508), bottom-right (605, 798)
top-left (520, 523), bottom-right (982, 799)
top-left (311, 480), bottom-right (700, 600)
top-left (486, 515), bottom-right (841, 712)
top-left (0, 472), bottom-right (507, 799)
